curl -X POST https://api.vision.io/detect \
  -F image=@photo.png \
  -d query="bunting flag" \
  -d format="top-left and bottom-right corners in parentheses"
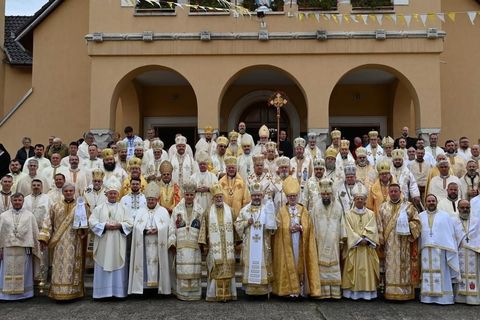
top-left (468, 11), bottom-right (477, 24)
top-left (129, 1), bottom-right (480, 27)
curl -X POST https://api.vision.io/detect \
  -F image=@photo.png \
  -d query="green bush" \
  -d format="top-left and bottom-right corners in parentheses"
top-left (351, 0), bottom-right (393, 8)
top-left (297, 0), bottom-right (337, 10)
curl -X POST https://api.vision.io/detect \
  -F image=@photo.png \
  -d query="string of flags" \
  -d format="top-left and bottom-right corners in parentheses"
top-left (137, 0), bottom-right (480, 26)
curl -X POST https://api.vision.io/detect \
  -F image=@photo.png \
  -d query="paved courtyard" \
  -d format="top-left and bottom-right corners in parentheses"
top-left (1, 294), bottom-right (478, 320)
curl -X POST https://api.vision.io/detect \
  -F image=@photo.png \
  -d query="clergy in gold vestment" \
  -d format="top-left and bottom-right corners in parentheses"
top-left (39, 184), bottom-right (88, 301)
top-left (218, 156), bottom-right (251, 221)
top-left (169, 180), bottom-right (204, 300)
top-left (272, 176), bottom-right (321, 298)
top-left (235, 183), bottom-right (276, 296)
top-left (312, 179), bottom-right (345, 299)
top-left (377, 184), bottom-right (421, 300)
top-left (157, 161), bottom-right (181, 215)
top-left (367, 161), bottom-right (397, 216)
top-left (120, 157), bottom-right (148, 198)
top-left (198, 184), bottom-right (237, 302)
top-left (0, 193), bottom-right (40, 300)
top-left (342, 182), bottom-right (380, 300)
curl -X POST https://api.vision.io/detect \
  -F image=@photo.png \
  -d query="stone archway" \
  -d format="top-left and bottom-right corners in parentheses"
top-left (219, 66), bottom-right (307, 142)
top-left (329, 64), bottom-right (421, 143)
top-left (111, 65), bottom-right (198, 150)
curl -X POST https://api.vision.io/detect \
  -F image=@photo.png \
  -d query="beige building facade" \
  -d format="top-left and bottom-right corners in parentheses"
top-left (0, 0), bottom-right (479, 152)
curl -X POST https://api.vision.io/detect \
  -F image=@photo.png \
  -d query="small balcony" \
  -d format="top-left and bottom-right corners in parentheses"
top-left (350, 0), bottom-right (394, 11)
top-left (297, 0), bottom-right (338, 12)
top-left (135, 0), bottom-right (176, 13)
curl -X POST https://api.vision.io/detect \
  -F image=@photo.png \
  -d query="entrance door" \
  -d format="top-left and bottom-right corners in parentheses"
top-left (154, 126), bottom-right (197, 152)
top-left (239, 101), bottom-right (290, 143)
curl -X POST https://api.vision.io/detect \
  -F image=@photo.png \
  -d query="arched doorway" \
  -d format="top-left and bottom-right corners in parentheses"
top-left (220, 66), bottom-right (307, 142)
top-left (329, 65), bottom-right (419, 145)
top-left (112, 66), bottom-right (198, 151)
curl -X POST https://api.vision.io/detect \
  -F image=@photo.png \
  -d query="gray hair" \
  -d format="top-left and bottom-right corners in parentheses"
top-left (62, 183), bottom-right (76, 192)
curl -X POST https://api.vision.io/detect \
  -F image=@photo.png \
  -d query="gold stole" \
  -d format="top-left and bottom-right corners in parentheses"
top-left (49, 202), bottom-right (75, 249)
top-left (2, 247), bottom-right (25, 294)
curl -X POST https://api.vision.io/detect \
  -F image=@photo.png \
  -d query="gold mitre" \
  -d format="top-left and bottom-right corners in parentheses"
top-left (104, 177), bottom-right (121, 193)
top-left (195, 150), bottom-right (211, 164)
top-left (228, 130), bottom-right (239, 140)
top-left (344, 163), bottom-right (357, 176)
top-left (307, 132), bottom-right (317, 141)
top-left (224, 156), bottom-right (237, 167)
top-left (144, 181), bottom-right (161, 199)
top-left (134, 141), bottom-right (144, 150)
top-left (151, 139), bottom-right (164, 150)
top-left (330, 129), bottom-right (341, 139)
top-left (340, 139), bottom-right (350, 149)
top-left (116, 141), bottom-right (128, 151)
top-left (183, 179), bottom-right (197, 193)
top-left (265, 141), bottom-right (277, 151)
top-left (376, 160), bottom-right (391, 174)
top-left (204, 126), bottom-right (214, 134)
top-left (356, 147), bottom-right (367, 157)
top-left (293, 137), bottom-right (306, 149)
top-left (101, 148), bottom-right (114, 160)
top-left (253, 154), bottom-right (265, 165)
top-left (249, 182), bottom-right (264, 195)
top-left (283, 176), bottom-right (300, 196)
top-left (382, 136), bottom-right (394, 147)
top-left (324, 147), bottom-right (338, 159)
top-left (319, 178), bottom-right (333, 194)
top-left (368, 130), bottom-right (379, 139)
top-left (92, 168), bottom-right (105, 181)
top-left (175, 135), bottom-right (187, 145)
top-left (128, 156), bottom-right (142, 169)
top-left (276, 156), bottom-right (290, 168)
top-left (392, 149), bottom-right (405, 160)
top-left (313, 158), bottom-right (325, 168)
top-left (259, 125), bottom-right (270, 138)
top-left (160, 160), bottom-right (173, 174)
top-left (216, 136), bottom-right (229, 146)
top-left (210, 183), bottom-right (223, 197)
top-left (352, 182), bottom-right (368, 198)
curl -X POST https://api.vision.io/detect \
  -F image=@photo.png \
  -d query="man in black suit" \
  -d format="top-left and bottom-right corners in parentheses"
top-left (15, 137), bottom-right (35, 169)
top-left (394, 126), bottom-right (417, 149)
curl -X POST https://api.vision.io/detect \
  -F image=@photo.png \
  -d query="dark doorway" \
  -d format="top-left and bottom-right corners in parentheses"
top-left (239, 101), bottom-right (290, 143)
top-left (331, 126), bottom-right (381, 150)
top-left (155, 126), bottom-right (197, 151)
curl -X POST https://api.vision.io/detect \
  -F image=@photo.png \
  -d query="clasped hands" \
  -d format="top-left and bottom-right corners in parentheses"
top-left (289, 223), bottom-right (302, 234)
top-left (146, 228), bottom-right (158, 235)
top-left (105, 223), bottom-right (122, 231)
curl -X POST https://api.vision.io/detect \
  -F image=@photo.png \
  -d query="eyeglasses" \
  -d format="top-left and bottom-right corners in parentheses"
top-left (459, 207), bottom-right (470, 210)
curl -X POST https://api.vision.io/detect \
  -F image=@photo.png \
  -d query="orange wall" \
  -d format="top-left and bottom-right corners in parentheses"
top-left (440, 0), bottom-right (480, 145)
top-left (2, 66), bottom-right (32, 115)
top-left (0, 0), bottom-right (90, 152)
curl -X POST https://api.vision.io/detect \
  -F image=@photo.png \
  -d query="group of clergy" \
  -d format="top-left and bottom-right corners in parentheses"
top-left (0, 125), bottom-right (480, 306)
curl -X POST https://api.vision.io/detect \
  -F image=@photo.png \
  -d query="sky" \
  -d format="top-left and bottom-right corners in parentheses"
top-left (5, 0), bottom-right (49, 16)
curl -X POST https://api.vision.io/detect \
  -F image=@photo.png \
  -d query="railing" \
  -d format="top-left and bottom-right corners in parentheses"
top-left (351, 0), bottom-right (394, 11)
top-left (297, 0), bottom-right (337, 12)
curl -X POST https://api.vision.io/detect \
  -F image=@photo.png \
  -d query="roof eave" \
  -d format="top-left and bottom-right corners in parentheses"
top-left (14, 0), bottom-right (64, 43)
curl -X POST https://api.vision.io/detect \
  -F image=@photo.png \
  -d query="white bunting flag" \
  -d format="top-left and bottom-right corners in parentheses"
top-left (420, 14), bottom-right (427, 26)
top-left (376, 14), bottom-right (383, 25)
top-left (404, 14), bottom-right (412, 27)
top-left (315, 13), bottom-right (320, 22)
top-left (436, 13), bottom-right (445, 22)
top-left (337, 14), bottom-right (343, 24)
top-left (350, 14), bottom-right (358, 23)
top-left (390, 14), bottom-right (397, 24)
top-left (361, 14), bottom-right (368, 24)
top-left (468, 11), bottom-right (477, 24)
